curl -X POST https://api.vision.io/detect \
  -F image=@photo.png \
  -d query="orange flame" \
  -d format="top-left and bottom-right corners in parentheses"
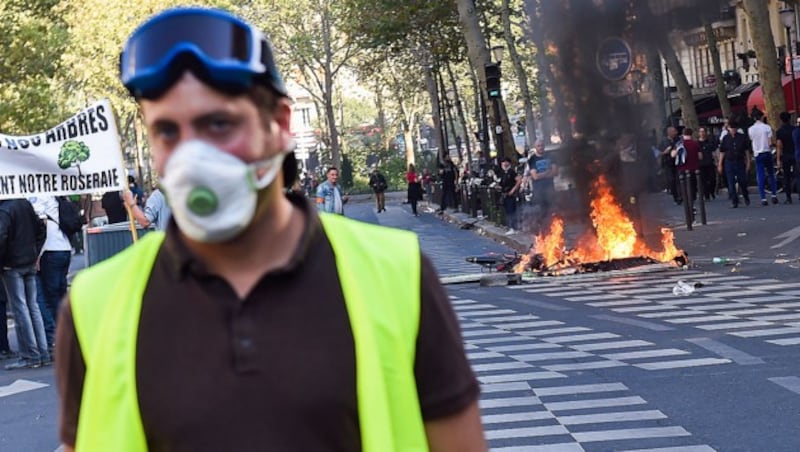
top-left (518, 175), bottom-right (683, 272)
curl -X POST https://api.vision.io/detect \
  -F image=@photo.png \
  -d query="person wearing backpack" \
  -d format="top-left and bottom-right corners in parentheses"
top-left (29, 196), bottom-right (74, 350)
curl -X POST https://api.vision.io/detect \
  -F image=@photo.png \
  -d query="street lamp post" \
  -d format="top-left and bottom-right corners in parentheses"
top-left (781, 8), bottom-right (799, 118)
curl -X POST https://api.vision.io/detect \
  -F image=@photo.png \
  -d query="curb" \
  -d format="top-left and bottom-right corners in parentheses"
top-left (432, 207), bottom-right (532, 253)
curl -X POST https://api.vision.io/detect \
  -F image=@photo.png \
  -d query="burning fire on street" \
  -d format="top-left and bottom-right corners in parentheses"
top-left (514, 175), bottom-right (687, 275)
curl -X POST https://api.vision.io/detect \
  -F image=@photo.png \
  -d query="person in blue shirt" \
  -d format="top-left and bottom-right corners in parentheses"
top-left (315, 167), bottom-right (348, 215)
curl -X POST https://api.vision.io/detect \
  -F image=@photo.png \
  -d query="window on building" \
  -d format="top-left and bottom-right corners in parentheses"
top-left (299, 107), bottom-right (311, 127)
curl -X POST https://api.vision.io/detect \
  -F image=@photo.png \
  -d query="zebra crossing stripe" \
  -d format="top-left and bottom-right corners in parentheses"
top-left (614, 304), bottom-right (677, 313)
top-left (621, 445), bottom-right (716, 452)
top-left (768, 376), bottom-right (800, 395)
top-left (462, 329), bottom-right (507, 338)
top-left (467, 351), bottom-right (505, 360)
top-left (481, 410), bottom-right (555, 424)
top-left (449, 298), bottom-right (478, 305)
top-left (480, 382), bottom-right (531, 393)
top-left (685, 338), bottom-right (764, 365)
top-left (766, 302), bottom-right (800, 309)
top-left (752, 313), bottom-right (800, 321)
top-left (661, 297), bottom-right (725, 306)
top-left (639, 310), bottom-right (709, 319)
top-left (557, 409), bottom-right (667, 425)
top-left (601, 349), bottom-right (690, 361)
top-left (484, 425), bottom-right (570, 440)
top-left (635, 358), bottom-right (731, 370)
top-left (472, 362), bottom-right (534, 372)
top-left (490, 442), bottom-right (584, 452)
top-left (532, 382), bottom-right (628, 396)
top-left (521, 327), bottom-right (592, 337)
top-left (487, 343), bottom-right (562, 353)
top-left (476, 315), bottom-right (541, 323)
top-left (767, 337), bottom-right (800, 345)
top-left (511, 351), bottom-right (592, 362)
top-left (478, 371), bottom-right (565, 383)
top-left (588, 300), bottom-right (648, 307)
top-left (745, 282), bottom-right (800, 290)
top-left (719, 307), bottom-right (783, 316)
top-left (479, 395), bottom-right (541, 409)
top-left (455, 304), bottom-right (505, 311)
top-left (545, 396), bottom-right (646, 411)
top-left (666, 315), bottom-right (734, 324)
top-left (731, 327), bottom-right (800, 338)
top-left (696, 320), bottom-right (773, 331)
top-left (571, 426), bottom-right (691, 443)
top-left (544, 332), bottom-right (621, 343)
top-left (731, 295), bottom-right (798, 303)
top-left (571, 340), bottom-right (653, 351)
top-left (460, 309), bottom-right (517, 317)
top-left (469, 336), bottom-right (533, 345)
top-left (608, 288), bottom-right (665, 295)
top-left (700, 291), bottom-right (766, 298)
top-left (566, 294), bottom-right (626, 302)
top-left (543, 360), bottom-right (627, 371)
top-left (688, 303), bottom-right (753, 311)
top-left (498, 320), bottom-right (565, 329)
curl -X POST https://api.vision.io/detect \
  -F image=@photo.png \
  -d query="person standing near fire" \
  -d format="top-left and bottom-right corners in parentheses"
top-left (718, 118), bottom-right (752, 208)
top-left (528, 140), bottom-right (558, 232)
top-left (697, 127), bottom-right (718, 201)
top-left (748, 109), bottom-right (778, 206)
top-left (660, 126), bottom-right (682, 205)
top-left (498, 157), bottom-right (521, 235)
top-left (775, 111), bottom-right (796, 204)
top-left (672, 128), bottom-right (701, 218)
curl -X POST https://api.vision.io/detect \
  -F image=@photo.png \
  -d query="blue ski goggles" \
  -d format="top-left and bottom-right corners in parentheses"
top-left (120, 7), bottom-right (287, 99)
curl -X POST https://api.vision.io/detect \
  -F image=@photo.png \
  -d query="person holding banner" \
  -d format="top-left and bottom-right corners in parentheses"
top-left (122, 185), bottom-right (171, 231)
top-left (55, 7), bottom-right (483, 452)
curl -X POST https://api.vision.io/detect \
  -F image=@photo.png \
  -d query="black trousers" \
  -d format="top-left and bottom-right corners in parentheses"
top-left (700, 165), bottom-right (716, 199)
top-left (782, 159), bottom-right (797, 199)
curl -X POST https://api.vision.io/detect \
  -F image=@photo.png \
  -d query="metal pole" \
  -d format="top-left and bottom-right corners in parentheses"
top-left (493, 97), bottom-right (505, 168)
top-left (434, 66), bottom-right (448, 162)
top-left (695, 169), bottom-right (707, 225)
top-left (679, 171), bottom-right (693, 230)
top-left (788, 27), bottom-right (799, 118)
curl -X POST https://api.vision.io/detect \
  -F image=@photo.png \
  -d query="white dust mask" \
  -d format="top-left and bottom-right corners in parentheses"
top-left (161, 140), bottom-right (285, 243)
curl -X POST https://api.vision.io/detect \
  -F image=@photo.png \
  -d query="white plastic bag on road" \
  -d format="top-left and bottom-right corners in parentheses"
top-left (672, 280), bottom-right (696, 296)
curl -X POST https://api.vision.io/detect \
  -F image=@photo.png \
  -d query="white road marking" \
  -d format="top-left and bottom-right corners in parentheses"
top-left (0, 379), bottom-right (49, 399)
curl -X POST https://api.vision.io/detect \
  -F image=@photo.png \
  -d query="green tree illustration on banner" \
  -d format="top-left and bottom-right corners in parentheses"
top-left (58, 140), bottom-right (90, 176)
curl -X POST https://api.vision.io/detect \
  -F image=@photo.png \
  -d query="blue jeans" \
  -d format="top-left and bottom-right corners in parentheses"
top-left (0, 282), bottom-right (9, 352)
top-left (39, 250), bottom-right (71, 345)
top-left (724, 160), bottom-right (750, 206)
top-left (2, 266), bottom-right (49, 361)
top-left (754, 152), bottom-right (777, 200)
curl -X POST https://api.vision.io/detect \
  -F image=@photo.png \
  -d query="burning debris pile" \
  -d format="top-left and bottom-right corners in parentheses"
top-left (514, 175), bottom-right (688, 275)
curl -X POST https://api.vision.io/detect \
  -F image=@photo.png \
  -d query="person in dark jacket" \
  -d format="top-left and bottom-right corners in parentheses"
top-left (369, 168), bottom-right (388, 213)
top-left (101, 191), bottom-right (128, 223)
top-left (718, 119), bottom-right (752, 208)
top-left (0, 199), bottom-right (49, 369)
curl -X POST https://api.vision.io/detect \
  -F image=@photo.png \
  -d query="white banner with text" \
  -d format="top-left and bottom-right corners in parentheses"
top-left (0, 99), bottom-right (125, 200)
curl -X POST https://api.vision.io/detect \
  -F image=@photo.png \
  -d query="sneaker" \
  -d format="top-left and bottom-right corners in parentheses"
top-left (39, 357), bottom-right (53, 366)
top-left (0, 350), bottom-right (14, 360)
top-left (504, 228), bottom-right (516, 235)
top-left (4, 358), bottom-right (37, 370)
top-left (761, 199), bottom-right (768, 206)
top-left (785, 198), bottom-right (793, 205)
top-left (772, 196), bottom-right (779, 204)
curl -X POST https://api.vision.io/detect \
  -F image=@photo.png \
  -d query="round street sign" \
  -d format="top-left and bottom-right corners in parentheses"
top-left (596, 37), bottom-right (633, 81)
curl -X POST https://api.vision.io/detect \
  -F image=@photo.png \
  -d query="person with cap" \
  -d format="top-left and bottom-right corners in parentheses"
top-left (55, 7), bottom-right (485, 452)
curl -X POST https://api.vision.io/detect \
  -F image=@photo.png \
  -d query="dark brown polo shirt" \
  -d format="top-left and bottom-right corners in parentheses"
top-left (56, 195), bottom-right (478, 451)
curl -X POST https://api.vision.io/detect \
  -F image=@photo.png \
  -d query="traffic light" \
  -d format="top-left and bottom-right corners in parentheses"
top-left (485, 63), bottom-right (501, 98)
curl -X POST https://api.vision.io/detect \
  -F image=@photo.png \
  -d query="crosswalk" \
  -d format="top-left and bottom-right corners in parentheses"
top-left (452, 297), bottom-right (720, 451)
top-left (509, 270), bottom-right (800, 346)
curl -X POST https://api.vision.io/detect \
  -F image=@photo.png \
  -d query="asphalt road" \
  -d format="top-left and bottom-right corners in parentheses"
top-left (1, 191), bottom-right (798, 451)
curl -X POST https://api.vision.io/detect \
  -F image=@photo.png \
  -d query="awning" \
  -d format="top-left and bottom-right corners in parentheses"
top-left (746, 76), bottom-right (800, 114)
top-left (727, 81), bottom-right (759, 99)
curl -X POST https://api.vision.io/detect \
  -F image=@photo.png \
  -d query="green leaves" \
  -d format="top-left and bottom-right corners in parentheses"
top-left (57, 140), bottom-right (90, 169)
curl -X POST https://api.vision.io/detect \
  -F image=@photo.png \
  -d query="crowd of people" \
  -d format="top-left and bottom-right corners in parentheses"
top-left (659, 108), bottom-right (800, 213)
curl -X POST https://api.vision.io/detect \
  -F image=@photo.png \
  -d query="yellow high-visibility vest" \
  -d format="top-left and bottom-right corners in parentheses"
top-left (70, 214), bottom-right (428, 451)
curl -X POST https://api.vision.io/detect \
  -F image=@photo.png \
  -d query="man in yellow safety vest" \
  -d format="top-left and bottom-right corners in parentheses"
top-left (55, 7), bottom-right (485, 452)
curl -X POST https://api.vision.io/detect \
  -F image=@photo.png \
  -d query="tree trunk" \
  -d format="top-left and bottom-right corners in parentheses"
top-left (446, 61), bottom-right (473, 164)
top-left (455, 0), bottom-right (515, 162)
top-left (502, 0), bottom-right (536, 150)
top-left (659, 39), bottom-right (699, 132)
top-left (646, 45), bottom-right (667, 129)
top-left (322, 6), bottom-right (341, 169)
top-left (423, 62), bottom-right (446, 162)
top-left (743, 0), bottom-right (786, 127)
top-left (705, 20), bottom-right (732, 120)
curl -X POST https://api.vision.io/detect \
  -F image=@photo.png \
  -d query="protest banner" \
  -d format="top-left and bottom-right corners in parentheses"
top-left (0, 99), bottom-right (126, 200)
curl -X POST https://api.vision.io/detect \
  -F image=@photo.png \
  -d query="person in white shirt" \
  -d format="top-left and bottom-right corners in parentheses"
top-left (747, 109), bottom-right (778, 205)
top-left (28, 196), bottom-right (73, 349)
